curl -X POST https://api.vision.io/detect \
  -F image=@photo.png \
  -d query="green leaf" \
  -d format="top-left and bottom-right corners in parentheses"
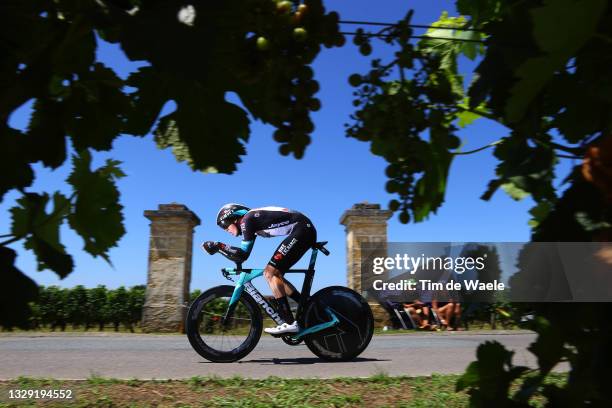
top-left (64, 63), bottom-right (130, 151)
top-left (424, 23), bottom-right (482, 61)
top-left (456, 30), bottom-right (482, 60)
top-left (575, 212), bottom-right (612, 232)
top-left (27, 238), bottom-right (74, 278)
top-left (154, 90), bottom-right (250, 174)
top-left (51, 16), bottom-right (96, 76)
top-left (551, 82), bottom-right (607, 143)
top-left (456, 110), bottom-right (481, 128)
top-left (10, 192), bottom-right (73, 277)
top-left (0, 127), bottom-right (34, 200)
top-left (125, 67), bottom-right (170, 136)
top-left (412, 138), bottom-right (453, 222)
top-left (0, 247), bottom-right (39, 329)
top-left (456, 99), bottom-right (489, 127)
top-left (501, 181), bottom-right (529, 201)
top-left (504, 0), bottom-right (607, 123)
top-left (490, 135), bottom-right (557, 202)
top-left (456, 0), bottom-right (505, 27)
top-left (418, 12), bottom-right (484, 97)
top-left (27, 98), bottom-right (67, 169)
top-left (67, 150), bottom-right (125, 261)
top-left (531, 174), bottom-right (607, 241)
top-left (528, 201), bottom-right (553, 228)
top-left (99, 159), bottom-right (127, 179)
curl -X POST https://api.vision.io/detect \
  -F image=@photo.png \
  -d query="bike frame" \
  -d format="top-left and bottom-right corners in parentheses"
top-left (221, 245), bottom-right (339, 340)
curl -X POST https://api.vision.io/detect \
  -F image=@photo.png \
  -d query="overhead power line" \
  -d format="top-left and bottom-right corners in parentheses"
top-left (339, 20), bottom-right (485, 33)
top-left (339, 32), bottom-right (484, 43)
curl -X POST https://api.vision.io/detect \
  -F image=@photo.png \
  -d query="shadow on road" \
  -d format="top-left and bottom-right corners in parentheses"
top-left (231, 357), bottom-right (389, 365)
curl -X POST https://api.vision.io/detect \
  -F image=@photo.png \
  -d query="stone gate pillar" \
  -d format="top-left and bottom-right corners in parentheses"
top-left (340, 202), bottom-right (392, 327)
top-left (340, 203), bottom-right (392, 295)
top-left (142, 203), bottom-right (200, 333)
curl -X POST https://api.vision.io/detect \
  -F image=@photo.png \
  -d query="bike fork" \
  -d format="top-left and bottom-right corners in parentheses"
top-left (222, 302), bottom-right (239, 327)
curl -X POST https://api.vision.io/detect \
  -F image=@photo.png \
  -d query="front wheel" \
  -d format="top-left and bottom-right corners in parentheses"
top-left (302, 286), bottom-right (374, 361)
top-left (185, 285), bottom-right (262, 362)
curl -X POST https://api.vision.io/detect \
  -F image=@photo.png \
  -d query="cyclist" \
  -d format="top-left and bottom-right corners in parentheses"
top-left (202, 204), bottom-right (317, 335)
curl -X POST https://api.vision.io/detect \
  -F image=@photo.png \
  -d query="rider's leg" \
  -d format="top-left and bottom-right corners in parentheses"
top-left (261, 265), bottom-right (300, 302)
top-left (264, 264), bottom-right (287, 298)
top-left (283, 279), bottom-right (301, 304)
top-left (264, 264), bottom-right (295, 324)
top-left (264, 220), bottom-right (316, 334)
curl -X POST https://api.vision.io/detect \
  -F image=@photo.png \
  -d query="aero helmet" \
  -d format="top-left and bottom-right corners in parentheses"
top-left (216, 203), bottom-right (250, 229)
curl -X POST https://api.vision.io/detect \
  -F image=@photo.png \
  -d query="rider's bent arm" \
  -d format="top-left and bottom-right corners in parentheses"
top-left (217, 240), bottom-right (254, 263)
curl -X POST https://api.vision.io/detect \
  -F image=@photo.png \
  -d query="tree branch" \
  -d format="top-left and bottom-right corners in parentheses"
top-left (452, 138), bottom-right (582, 158)
top-left (0, 235), bottom-right (22, 247)
top-left (453, 140), bottom-right (502, 155)
top-left (532, 138), bottom-right (584, 155)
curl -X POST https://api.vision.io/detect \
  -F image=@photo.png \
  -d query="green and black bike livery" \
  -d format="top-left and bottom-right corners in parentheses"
top-left (186, 241), bottom-right (374, 362)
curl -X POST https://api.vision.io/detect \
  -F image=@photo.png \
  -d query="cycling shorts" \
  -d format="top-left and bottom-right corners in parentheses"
top-left (268, 219), bottom-right (317, 271)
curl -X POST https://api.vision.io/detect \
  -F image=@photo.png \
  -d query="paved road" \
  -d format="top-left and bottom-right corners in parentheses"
top-left (0, 331), bottom-right (560, 379)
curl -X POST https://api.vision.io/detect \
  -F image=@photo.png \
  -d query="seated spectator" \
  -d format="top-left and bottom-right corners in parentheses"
top-left (403, 300), bottom-right (437, 330)
top-left (432, 298), bottom-right (463, 331)
top-left (449, 302), bottom-right (463, 331)
top-left (432, 299), bottom-right (451, 329)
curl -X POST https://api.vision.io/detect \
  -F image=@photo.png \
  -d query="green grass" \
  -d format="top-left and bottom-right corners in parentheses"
top-left (0, 373), bottom-right (570, 407)
top-left (0, 374), bottom-right (456, 407)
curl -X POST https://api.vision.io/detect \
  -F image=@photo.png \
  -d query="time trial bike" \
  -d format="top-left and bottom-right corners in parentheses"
top-left (186, 241), bottom-right (374, 363)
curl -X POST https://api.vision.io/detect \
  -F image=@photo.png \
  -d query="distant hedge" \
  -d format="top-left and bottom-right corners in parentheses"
top-left (2, 285), bottom-right (205, 332)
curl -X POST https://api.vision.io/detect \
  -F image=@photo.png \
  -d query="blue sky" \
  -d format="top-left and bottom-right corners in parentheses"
top-left (1, 1), bottom-right (576, 295)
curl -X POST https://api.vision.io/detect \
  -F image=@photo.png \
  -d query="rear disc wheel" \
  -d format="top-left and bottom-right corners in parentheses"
top-left (302, 286), bottom-right (374, 361)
